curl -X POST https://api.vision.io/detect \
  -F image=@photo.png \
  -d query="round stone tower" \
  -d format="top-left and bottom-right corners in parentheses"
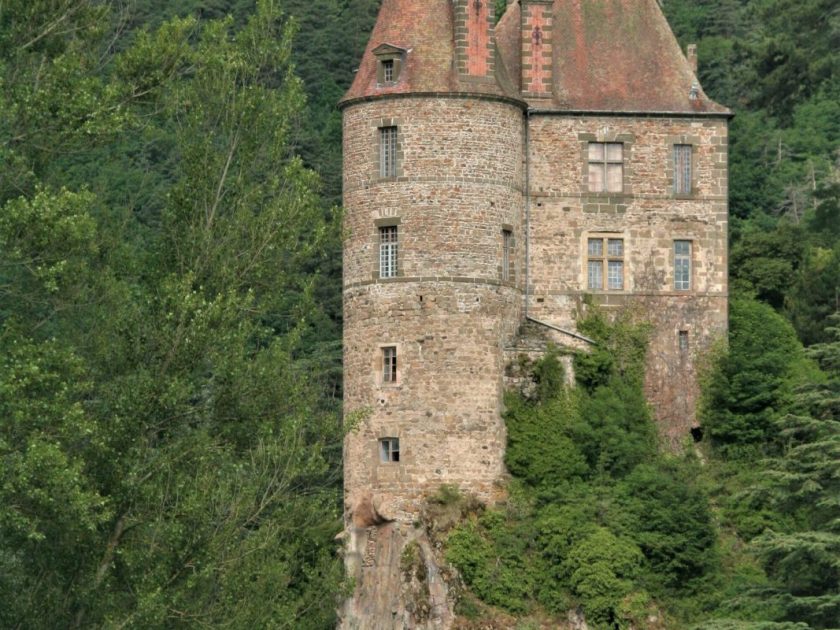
top-left (340, 0), bottom-right (526, 528)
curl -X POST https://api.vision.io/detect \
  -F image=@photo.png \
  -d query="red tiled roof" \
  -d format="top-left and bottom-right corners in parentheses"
top-left (341, 0), bottom-right (514, 104)
top-left (344, 0), bottom-right (729, 115)
top-left (500, 0), bottom-right (729, 113)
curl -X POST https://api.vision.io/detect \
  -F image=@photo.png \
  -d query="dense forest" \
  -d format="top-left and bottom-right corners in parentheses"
top-left (0, 0), bottom-right (837, 628)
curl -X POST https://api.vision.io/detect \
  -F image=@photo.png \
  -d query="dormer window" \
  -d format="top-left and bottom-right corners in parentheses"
top-left (373, 43), bottom-right (406, 86)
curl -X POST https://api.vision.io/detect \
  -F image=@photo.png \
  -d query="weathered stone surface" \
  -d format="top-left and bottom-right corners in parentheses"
top-left (341, 1), bottom-right (729, 626)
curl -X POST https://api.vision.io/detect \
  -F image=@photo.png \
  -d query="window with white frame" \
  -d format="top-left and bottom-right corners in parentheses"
top-left (382, 346), bottom-right (397, 384)
top-left (379, 225), bottom-right (398, 278)
top-left (502, 229), bottom-right (513, 281)
top-left (674, 144), bottom-right (692, 194)
top-left (588, 142), bottom-right (623, 192)
top-left (674, 240), bottom-right (692, 290)
top-left (382, 59), bottom-right (394, 82)
top-left (587, 236), bottom-right (624, 290)
top-left (379, 126), bottom-right (398, 177)
top-left (379, 437), bottom-right (400, 463)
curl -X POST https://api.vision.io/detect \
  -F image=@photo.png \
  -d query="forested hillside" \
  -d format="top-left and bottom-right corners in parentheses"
top-left (0, 0), bottom-right (837, 628)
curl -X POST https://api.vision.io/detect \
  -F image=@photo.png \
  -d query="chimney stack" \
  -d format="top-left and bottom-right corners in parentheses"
top-left (454, 0), bottom-right (495, 79)
top-left (521, 0), bottom-right (553, 98)
top-left (687, 44), bottom-right (698, 74)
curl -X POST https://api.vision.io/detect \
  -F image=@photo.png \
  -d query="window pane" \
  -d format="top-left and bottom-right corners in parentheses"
top-left (380, 127), bottom-right (397, 177)
top-left (607, 238), bottom-right (623, 257)
top-left (383, 60), bottom-right (393, 82)
top-left (379, 226), bottom-right (398, 278)
top-left (674, 240), bottom-right (691, 256)
top-left (588, 163), bottom-right (605, 192)
top-left (588, 260), bottom-right (603, 289)
top-left (608, 260), bottom-right (624, 290)
top-left (606, 143), bottom-right (623, 162)
top-left (606, 163), bottom-right (623, 192)
top-left (679, 330), bottom-right (689, 352)
top-left (588, 142), bottom-right (604, 161)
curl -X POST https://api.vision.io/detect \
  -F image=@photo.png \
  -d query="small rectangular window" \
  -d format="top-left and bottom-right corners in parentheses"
top-left (674, 144), bottom-right (692, 194)
top-left (588, 142), bottom-right (623, 193)
top-left (382, 346), bottom-right (397, 384)
top-left (379, 226), bottom-right (398, 278)
top-left (674, 240), bottom-right (692, 290)
top-left (587, 236), bottom-right (624, 290)
top-left (380, 126), bottom-right (398, 178)
top-left (502, 229), bottom-right (513, 281)
top-left (679, 330), bottom-right (689, 352)
top-left (383, 59), bottom-right (394, 82)
top-left (379, 438), bottom-right (400, 463)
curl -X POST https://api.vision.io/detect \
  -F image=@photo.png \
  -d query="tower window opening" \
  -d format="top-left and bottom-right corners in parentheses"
top-left (679, 330), bottom-right (689, 352)
top-left (379, 437), bottom-right (400, 463)
top-left (382, 59), bottom-right (394, 82)
top-left (502, 229), bottom-right (513, 281)
top-left (382, 346), bottom-right (397, 384)
top-left (379, 126), bottom-right (398, 178)
top-left (674, 240), bottom-right (692, 290)
top-left (379, 225), bottom-right (398, 278)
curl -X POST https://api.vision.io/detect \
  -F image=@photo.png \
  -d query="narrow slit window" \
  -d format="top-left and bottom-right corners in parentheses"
top-left (674, 144), bottom-right (692, 194)
top-left (502, 229), bottom-right (513, 281)
top-left (380, 126), bottom-right (398, 178)
top-left (382, 346), bottom-right (397, 384)
top-left (679, 330), bottom-right (689, 352)
top-left (588, 142), bottom-right (623, 193)
top-left (379, 225), bottom-right (398, 278)
top-left (379, 438), bottom-right (400, 463)
top-left (674, 240), bottom-right (692, 291)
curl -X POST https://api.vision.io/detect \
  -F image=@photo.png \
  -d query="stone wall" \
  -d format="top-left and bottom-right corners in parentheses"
top-left (342, 96), bottom-right (525, 522)
top-left (524, 114), bottom-right (729, 445)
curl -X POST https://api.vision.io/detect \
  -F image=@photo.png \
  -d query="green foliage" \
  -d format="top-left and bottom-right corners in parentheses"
top-left (449, 311), bottom-right (719, 627)
top-left (702, 297), bottom-right (813, 455)
top-left (563, 528), bottom-right (644, 627)
top-left (0, 1), bottom-right (344, 626)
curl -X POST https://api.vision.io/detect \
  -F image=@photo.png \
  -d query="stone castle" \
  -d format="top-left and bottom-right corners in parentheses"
top-left (339, 0), bottom-right (729, 625)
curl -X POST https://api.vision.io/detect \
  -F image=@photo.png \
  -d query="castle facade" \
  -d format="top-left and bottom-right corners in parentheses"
top-left (339, 0), bottom-right (729, 593)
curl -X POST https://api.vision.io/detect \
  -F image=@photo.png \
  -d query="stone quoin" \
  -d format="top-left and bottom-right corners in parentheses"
top-left (339, 1), bottom-right (729, 626)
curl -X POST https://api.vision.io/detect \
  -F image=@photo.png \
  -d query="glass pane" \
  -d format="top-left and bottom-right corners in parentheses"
top-left (588, 261), bottom-right (603, 289)
top-left (588, 164), bottom-right (605, 192)
top-left (675, 259), bottom-right (691, 290)
top-left (674, 240), bottom-right (691, 256)
top-left (588, 142), bottom-right (604, 161)
top-left (606, 163), bottom-right (623, 192)
top-left (606, 143), bottom-right (623, 162)
top-left (608, 261), bottom-right (624, 290)
top-left (607, 238), bottom-right (623, 257)
top-left (588, 238), bottom-right (603, 257)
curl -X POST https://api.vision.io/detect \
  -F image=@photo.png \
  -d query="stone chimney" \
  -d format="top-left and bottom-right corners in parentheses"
top-left (454, 0), bottom-right (495, 79)
top-left (687, 44), bottom-right (698, 74)
top-left (521, 0), bottom-right (553, 97)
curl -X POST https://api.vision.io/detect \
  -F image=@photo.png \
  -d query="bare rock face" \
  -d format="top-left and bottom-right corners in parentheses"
top-left (339, 521), bottom-right (456, 629)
